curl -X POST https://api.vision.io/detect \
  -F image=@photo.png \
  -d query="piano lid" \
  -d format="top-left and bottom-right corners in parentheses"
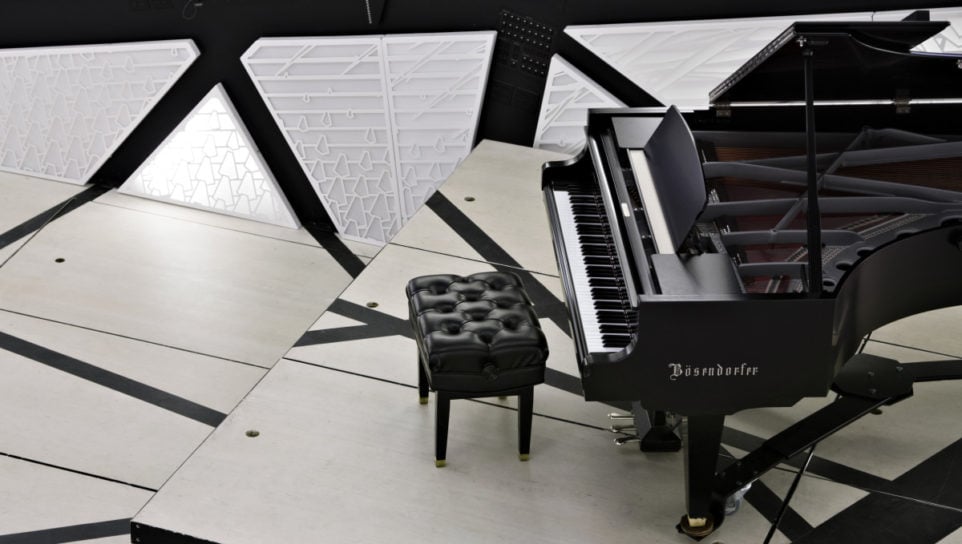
top-left (709, 21), bottom-right (962, 105)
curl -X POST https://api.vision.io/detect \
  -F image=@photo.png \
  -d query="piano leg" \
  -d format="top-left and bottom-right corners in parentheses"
top-left (679, 414), bottom-right (725, 539)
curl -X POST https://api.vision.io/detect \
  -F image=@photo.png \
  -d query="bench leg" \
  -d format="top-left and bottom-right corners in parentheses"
top-left (518, 386), bottom-right (534, 461)
top-left (417, 354), bottom-right (429, 405)
top-left (435, 391), bottom-right (450, 467)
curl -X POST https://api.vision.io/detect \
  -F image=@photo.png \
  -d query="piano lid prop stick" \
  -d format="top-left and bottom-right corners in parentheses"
top-left (802, 37), bottom-right (823, 296)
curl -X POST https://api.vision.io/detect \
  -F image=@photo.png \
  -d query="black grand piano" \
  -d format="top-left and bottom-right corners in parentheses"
top-left (543, 18), bottom-right (962, 539)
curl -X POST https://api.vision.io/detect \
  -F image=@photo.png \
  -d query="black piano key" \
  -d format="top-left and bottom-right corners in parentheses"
top-left (562, 185), bottom-right (639, 352)
top-left (602, 336), bottom-right (631, 348)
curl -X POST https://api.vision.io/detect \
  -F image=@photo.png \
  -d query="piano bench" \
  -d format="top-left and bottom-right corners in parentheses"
top-left (405, 272), bottom-right (549, 467)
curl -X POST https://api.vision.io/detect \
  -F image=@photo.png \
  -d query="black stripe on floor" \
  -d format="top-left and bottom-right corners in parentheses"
top-left (304, 224), bottom-right (367, 279)
top-left (295, 324), bottom-right (394, 346)
top-left (793, 440), bottom-right (962, 543)
top-left (0, 184), bottom-right (110, 251)
top-left (0, 518), bottom-right (130, 543)
top-left (0, 450), bottom-right (157, 492)
top-left (297, 299), bottom-right (587, 398)
top-left (0, 332), bottom-right (226, 427)
top-left (544, 367), bottom-right (584, 397)
top-left (722, 426), bottom-right (892, 492)
top-left (426, 191), bottom-right (571, 336)
top-left (294, 299), bottom-right (414, 347)
top-left (294, 297), bottom-right (619, 409)
top-left (740, 471), bottom-right (815, 541)
top-left (131, 522), bottom-right (217, 544)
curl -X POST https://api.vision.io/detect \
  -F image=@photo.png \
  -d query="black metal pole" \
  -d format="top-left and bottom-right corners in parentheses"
top-left (763, 445), bottom-right (817, 544)
top-left (803, 41), bottom-right (823, 296)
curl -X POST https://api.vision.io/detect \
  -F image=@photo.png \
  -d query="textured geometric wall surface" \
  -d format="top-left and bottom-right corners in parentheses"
top-left (564, 13), bottom-right (879, 109)
top-left (533, 55), bottom-right (625, 156)
top-left (0, 40), bottom-right (198, 184)
top-left (910, 7), bottom-right (962, 53)
top-left (242, 32), bottom-right (495, 244)
top-left (120, 85), bottom-right (299, 229)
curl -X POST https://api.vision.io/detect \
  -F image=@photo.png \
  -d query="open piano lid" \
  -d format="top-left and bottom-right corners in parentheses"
top-left (709, 21), bottom-right (962, 105)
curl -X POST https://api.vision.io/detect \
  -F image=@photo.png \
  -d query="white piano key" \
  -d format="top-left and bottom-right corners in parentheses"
top-left (553, 189), bottom-right (622, 353)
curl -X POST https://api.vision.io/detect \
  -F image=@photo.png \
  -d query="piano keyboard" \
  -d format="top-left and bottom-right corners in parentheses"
top-left (552, 184), bottom-right (637, 353)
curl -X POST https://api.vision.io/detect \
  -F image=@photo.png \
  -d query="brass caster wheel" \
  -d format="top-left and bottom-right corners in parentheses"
top-left (519, 453), bottom-right (530, 462)
top-left (419, 396), bottom-right (429, 405)
top-left (677, 515), bottom-right (715, 540)
top-left (435, 459), bottom-right (446, 468)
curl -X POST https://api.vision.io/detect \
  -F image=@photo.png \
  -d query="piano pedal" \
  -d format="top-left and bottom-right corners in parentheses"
top-left (614, 435), bottom-right (640, 446)
top-left (608, 412), bottom-right (633, 421)
top-left (609, 424), bottom-right (636, 434)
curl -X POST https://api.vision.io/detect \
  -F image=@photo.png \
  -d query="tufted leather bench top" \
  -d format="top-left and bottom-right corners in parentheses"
top-left (407, 272), bottom-right (548, 393)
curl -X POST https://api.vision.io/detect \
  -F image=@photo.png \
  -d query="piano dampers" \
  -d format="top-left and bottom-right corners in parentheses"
top-left (643, 106), bottom-right (708, 253)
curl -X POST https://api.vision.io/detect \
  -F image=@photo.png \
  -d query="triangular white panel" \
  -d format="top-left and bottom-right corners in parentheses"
top-left (534, 55), bottom-right (625, 156)
top-left (910, 8), bottom-right (962, 53)
top-left (565, 12), bottom-right (878, 109)
top-left (242, 36), bottom-right (399, 243)
top-left (383, 33), bottom-right (495, 221)
top-left (0, 40), bottom-right (198, 184)
top-left (242, 32), bottom-right (495, 245)
top-left (120, 85), bottom-right (299, 229)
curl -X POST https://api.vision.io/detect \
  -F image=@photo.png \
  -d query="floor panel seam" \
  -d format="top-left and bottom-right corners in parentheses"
top-left (867, 338), bottom-right (960, 359)
top-left (90, 200), bottom-right (323, 250)
top-left (281, 357), bottom-right (610, 432)
top-left (388, 241), bottom-right (562, 279)
top-left (0, 451), bottom-right (158, 492)
top-left (0, 307), bottom-right (271, 371)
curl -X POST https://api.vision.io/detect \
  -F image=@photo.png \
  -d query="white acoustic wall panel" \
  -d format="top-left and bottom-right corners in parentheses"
top-left (0, 40), bottom-right (198, 184)
top-left (120, 85), bottom-right (299, 229)
top-left (382, 33), bottom-right (495, 221)
top-left (242, 37), bottom-right (396, 241)
top-left (913, 8), bottom-right (962, 53)
top-left (565, 13), bottom-right (877, 109)
top-left (242, 32), bottom-right (495, 245)
top-left (534, 55), bottom-right (625, 156)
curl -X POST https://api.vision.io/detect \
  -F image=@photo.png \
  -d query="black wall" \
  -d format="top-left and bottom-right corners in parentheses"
top-left (1, 0), bottom-right (955, 228)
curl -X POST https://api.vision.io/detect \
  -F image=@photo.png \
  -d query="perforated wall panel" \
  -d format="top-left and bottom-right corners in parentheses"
top-left (533, 55), bottom-right (625, 156)
top-left (242, 32), bottom-right (495, 244)
top-left (120, 85), bottom-right (299, 228)
top-left (0, 40), bottom-right (198, 184)
top-left (911, 8), bottom-right (962, 53)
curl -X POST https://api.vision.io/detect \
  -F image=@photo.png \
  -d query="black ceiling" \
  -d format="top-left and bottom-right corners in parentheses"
top-left (1, 0), bottom-right (955, 229)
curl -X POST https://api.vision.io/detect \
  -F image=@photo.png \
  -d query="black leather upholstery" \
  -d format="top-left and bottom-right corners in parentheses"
top-left (407, 272), bottom-right (548, 393)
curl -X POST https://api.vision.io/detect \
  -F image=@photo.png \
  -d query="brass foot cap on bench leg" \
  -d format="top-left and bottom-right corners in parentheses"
top-left (519, 454), bottom-right (530, 462)
top-left (419, 396), bottom-right (429, 405)
top-left (435, 459), bottom-right (446, 468)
